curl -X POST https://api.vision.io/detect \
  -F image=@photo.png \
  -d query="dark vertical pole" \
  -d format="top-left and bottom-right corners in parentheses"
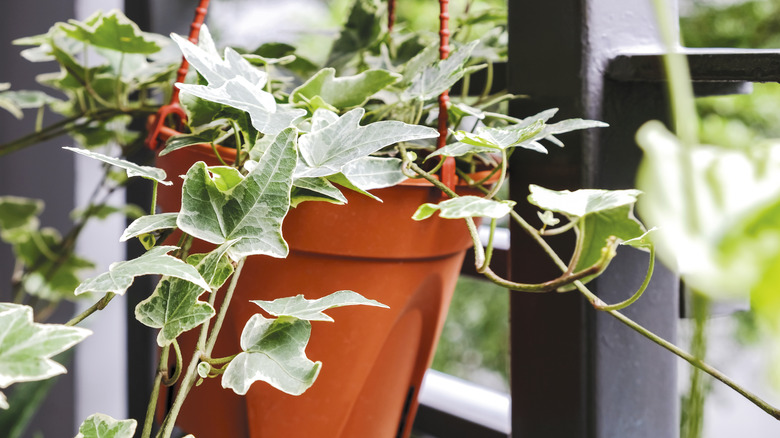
top-left (507, 1), bottom-right (680, 437)
top-left (123, 0), bottom-right (202, 426)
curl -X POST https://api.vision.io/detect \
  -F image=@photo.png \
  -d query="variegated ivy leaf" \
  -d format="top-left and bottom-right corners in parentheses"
top-left (528, 184), bottom-right (646, 289)
top-left (172, 26), bottom-right (305, 136)
top-left (0, 303), bottom-right (91, 390)
top-left (177, 128), bottom-right (297, 260)
top-left (401, 41), bottom-right (479, 101)
top-left (339, 156), bottom-right (406, 191)
top-left (537, 210), bottom-right (560, 227)
top-left (222, 314), bottom-right (321, 396)
top-left (290, 68), bottom-right (400, 110)
top-left (159, 127), bottom-right (223, 156)
top-left (75, 246), bottom-right (209, 296)
top-left (59, 10), bottom-right (160, 54)
top-left (120, 213), bottom-right (178, 242)
top-left (413, 196), bottom-right (516, 220)
top-left (63, 147), bottom-right (171, 186)
top-left (294, 108), bottom-right (438, 181)
top-left (250, 290), bottom-right (388, 322)
top-left (291, 177), bottom-right (348, 206)
top-left (75, 413), bottom-right (137, 438)
top-left (0, 90), bottom-right (61, 119)
top-left (135, 243), bottom-right (236, 346)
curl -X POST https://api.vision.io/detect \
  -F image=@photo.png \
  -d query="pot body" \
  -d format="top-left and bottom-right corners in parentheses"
top-left (156, 144), bottom-right (480, 438)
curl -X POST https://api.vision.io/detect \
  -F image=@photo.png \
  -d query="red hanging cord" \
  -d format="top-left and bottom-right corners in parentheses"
top-left (145, 0), bottom-right (211, 150)
top-left (437, 0), bottom-right (456, 190)
top-left (388, 0), bottom-right (396, 32)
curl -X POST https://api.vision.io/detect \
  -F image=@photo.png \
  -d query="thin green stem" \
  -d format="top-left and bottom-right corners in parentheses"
top-left (65, 292), bottom-right (116, 326)
top-left (162, 339), bottom-right (183, 387)
top-left (210, 142), bottom-right (229, 166)
top-left (150, 181), bottom-right (159, 215)
top-left (142, 345), bottom-right (170, 438)
top-left (478, 60), bottom-right (494, 104)
top-left (206, 258), bottom-right (246, 353)
top-left (202, 353), bottom-right (239, 366)
top-left (540, 218), bottom-right (578, 236)
top-left (479, 218), bottom-right (498, 274)
top-left (594, 246), bottom-right (655, 311)
top-left (482, 150), bottom-right (507, 199)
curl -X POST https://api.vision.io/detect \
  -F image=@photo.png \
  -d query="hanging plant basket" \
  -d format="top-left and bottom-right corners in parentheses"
top-left (154, 133), bottom-right (496, 437)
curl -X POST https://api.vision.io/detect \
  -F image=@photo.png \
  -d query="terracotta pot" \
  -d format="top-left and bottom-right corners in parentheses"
top-left (155, 135), bottom-right (491, 438)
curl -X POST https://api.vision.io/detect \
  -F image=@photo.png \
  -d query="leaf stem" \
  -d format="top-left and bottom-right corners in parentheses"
top-left (142, 345), bottom-right (169, 438)
top-left (162, 339), bottom-right (183, 386)
top-left (65, 292), bottom-right (116, 326)
top-left (593, 246), bottom-right (655, 311)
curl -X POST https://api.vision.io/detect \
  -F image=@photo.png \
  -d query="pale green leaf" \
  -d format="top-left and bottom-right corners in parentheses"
top-left (537, 210), bottom-right (560, 227)
top-left (159, 127), bottom-right (223, 157)
top-left (59, 10), bottom-right (159, 54)
top-left (338, 156), bottom-right (406, 192)
top-left (527, 184), bottom-right (642, 219)
top-left (295, 108), bottom-right (438, 179)
top-left (222, 315), bottom-right (320, 396)
top-left (636, 121), bottom-right (780, 298)
top-left (425, 142), bottom-right (497, 160)
top-left (177, 128), bottom-right (298, 260)
top-left (451, 119), bottom-right (547, 153)
top-left (185, 244), bottom-right (236, 291)
top-left (402, 41), bottom-right (478, 101)
top-left (198, 362), bottom-right (211, 379)
top-left (291, 68), bottom-right (400, 109)
top-left (0, 303), bottom-right (90, 389)
top-left (120, 213), bottom-right (178, 242)
top-left (75, 413), bottom-right (137, 438)
top-left (325, 0), bottom-right (383, 69)
top-left (135, 277), bottom-right (215, 347)
top-left (251, 290), bottom-right (388, 322)
top-left (413, 196), bottom-right (516, 220)
top-left (75, 246), bottom-right (209, 296)
top-left (63, 147), bottom-right (171, 185)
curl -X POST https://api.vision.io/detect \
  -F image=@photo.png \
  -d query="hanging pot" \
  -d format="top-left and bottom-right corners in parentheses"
top-left (155, 130), bottom-right (494, 438)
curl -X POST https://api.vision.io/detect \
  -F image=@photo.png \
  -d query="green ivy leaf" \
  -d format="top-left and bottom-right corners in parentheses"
top-left (250, 290), bottom-right (388, 322)
top-left (159, 127), bottom-right (223, 156)
top-left (63, 147), bottom-right (171, 185)
top-left (59, 10), bottom-right (160, 54)
top-left (222, 315), bottom-right (321, 396)
top-left (0, 304), bottom-right (90, 391)
top-left (413, 196), bottom-right (516, 220)
top-left (326, 0), bottom-right (384, 70)
top-left (528, 184), bottom-right (646, 289)
top-left (135, 277), bottom-right (214, 347)
top-left (75, 413), bottom-right (137, 438)
top-left (401, 41), bottom-right (478, 101)
top-left (75, 246), bottom-right (209, 296)
top-left (290, 68), bottom-right (400, 110)
top-left (295, 108), bottom-right (438, 180)
top-left (120, 213), bottom-right (178, 242)
top-left (177, 128), bottom-right (298, 260)
top-left (0, 197), bottom-right (43, 244)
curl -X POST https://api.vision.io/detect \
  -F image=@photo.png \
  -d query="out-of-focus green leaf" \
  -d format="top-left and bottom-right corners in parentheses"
top-left (59, 10), bottom-right (159, 54)
top-left (63, 147), bottom-right (170, 185)
top-left (291, 68), bottom-right (399, 110)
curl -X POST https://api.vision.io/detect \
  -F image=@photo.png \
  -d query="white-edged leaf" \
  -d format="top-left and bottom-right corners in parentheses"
top-left (63, 147), bottom-right (171, 185)
top-left (0, 391), bottom-right (7, 409)
top-left (75, 246), bottom-right (209, 296)
top-left (291, 177), bottom-right (347, 205)
top-left (413, 196), bottom-right (516, 220)
top-left (339, 156), bottom-right (406, 191)
top-left (251, 290), bottom-right (388, 322)
top-left (120, 213), bottom-right (178, 242)
top-left (0, 303), bottom-right (91, 389)
top-left (177, 128), bottom-right (298, 260)
top-left (75, 413), bottom-right (137, 438)
top-left (135, 243), bottom-right (236, 346)
top-left (295, 108), bottom-right (438, 179)
top-left (222, 315), bottom-right (321, 396)
top-left (527, 184), bottom-right (642, 218)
